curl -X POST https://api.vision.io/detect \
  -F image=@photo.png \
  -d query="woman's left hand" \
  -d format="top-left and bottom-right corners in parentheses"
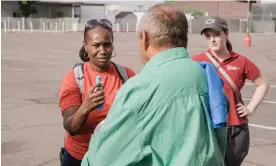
top-left (236, 103), bottom-right (253, 118)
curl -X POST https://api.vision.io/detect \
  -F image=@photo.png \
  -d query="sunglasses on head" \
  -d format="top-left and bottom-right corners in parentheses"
top-left (85, 19), bottom-right (112, 29)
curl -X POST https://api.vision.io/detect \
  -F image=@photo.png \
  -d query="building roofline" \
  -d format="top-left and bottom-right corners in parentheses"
top-left (36, 0), bottom-right (105, 5)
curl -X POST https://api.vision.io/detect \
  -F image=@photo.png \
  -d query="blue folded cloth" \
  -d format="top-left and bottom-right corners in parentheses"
top-left (198, 61), bottom-right (228, 129)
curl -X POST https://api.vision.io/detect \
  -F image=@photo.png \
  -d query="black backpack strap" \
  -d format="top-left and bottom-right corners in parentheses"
top-left (73, 63), bottom-right (84, 94)
top-left (111, 62), bottom-right (128, 84)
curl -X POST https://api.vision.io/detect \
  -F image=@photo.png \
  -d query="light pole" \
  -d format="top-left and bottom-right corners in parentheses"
top-left (244, 0), bottom-right (252, 47)
top-left (216, 0), bottom-right (219, 16)
top-left (247, 0), bottom-right (253, 33)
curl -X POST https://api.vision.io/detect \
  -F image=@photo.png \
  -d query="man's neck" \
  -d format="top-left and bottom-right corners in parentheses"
top-left (211, 49), bottom-right (229, 62)
top-left (145, 46), bottom-right (184, 64)
top-left (150, 46), bottom-right (176, 58)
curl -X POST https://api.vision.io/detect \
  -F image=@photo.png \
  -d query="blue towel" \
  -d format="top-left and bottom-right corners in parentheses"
top-left (198, 61), bottom-right (228, 129)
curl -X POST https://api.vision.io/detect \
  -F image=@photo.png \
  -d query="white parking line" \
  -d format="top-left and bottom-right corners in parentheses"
top-left (251, 137), bottom-right (274, 143)
top-left (243, 98), bottom-right (276, 104)
top-left (2, 66), bottom-right (24, 71)
top-left (245, 82), bottom-right (276, 88)
top-left (249, 123), bottom-right (276, 131)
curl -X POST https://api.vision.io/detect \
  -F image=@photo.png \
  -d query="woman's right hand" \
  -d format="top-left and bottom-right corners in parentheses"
top-left (82, 82), bottom-right (105, 113)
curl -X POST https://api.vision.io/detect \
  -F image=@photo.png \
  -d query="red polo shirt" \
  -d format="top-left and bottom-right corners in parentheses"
top-left (192, 50), bottom-right (260, 126)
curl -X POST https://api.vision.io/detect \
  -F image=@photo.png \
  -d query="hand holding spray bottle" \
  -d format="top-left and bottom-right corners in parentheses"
top-left (96, 76), bottom-right (103, 111)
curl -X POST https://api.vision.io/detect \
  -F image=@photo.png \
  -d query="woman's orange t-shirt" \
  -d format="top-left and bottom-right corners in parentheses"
top-left (59, 62), bottom-right (135, 160)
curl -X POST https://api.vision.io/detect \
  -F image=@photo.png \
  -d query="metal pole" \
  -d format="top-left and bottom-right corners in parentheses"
top-left (239, 19), bottom-right (242, 34)
top-left (30, 22), bottom-right (33, 33)
top-left (216, 0), bottom-right (219, 16)
top-left (4, 21), bottom-right (7, 33)
top-left (43, 22), bottom-right (45, 33)
top-left (17, 20), bottom-right (20, 33)
top-left (22, 17), bottom-right (25, 31)
top-left (247, 0), bottom-right (252, 33)
top-left (59, 18), bottom-right (61, 31)
top-left (7, 17), bottom-right (10, 30)
top-left (41, 18), bottom-right (43, 31)
top-left (73, 22), bottom-right (77, 33)
top-left (126, 21), bottom-right (129, 32)
top-left (62, 22), bottom-right (65, 32)
top-left (55, 22), bottom-right (58, 33)
top-left (189, 19), bottom-right (192, 33)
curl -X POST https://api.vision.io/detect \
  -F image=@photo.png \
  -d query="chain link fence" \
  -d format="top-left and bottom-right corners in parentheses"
top-left (1, 17), bottom-right (136, 33)
top-left (1, 14), bottom-right (276, 34)
top-left (189, 15), bottom-right (276, 34)
top-left (1, 17), bottom-right (80, 33)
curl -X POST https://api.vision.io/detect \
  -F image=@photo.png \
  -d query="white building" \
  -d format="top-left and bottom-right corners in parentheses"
top-left (1, 1), bottom-right (106, 23)
top-left (1, 1), bottom-right (163, 22)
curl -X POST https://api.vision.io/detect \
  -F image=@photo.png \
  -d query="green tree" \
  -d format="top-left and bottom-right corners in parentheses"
top-left (18, 1), bottom-right (38, 17)
top-left (166, 0), bottom-right (180, 8)
top-left (186, 8), bottom-right (204, 17)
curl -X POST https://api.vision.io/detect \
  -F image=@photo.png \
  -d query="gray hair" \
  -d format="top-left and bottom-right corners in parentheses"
top-left (138, 3), bottom-right (189, 48)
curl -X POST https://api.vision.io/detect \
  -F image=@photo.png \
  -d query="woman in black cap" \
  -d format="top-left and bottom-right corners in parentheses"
top-left (193, 16), bottom-right (269, 166)
top-left (59, 19), bottom-right (135, 166)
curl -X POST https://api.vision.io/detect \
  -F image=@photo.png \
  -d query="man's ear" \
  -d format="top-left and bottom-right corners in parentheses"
top-left (141, 31), bottom-right (150, 52)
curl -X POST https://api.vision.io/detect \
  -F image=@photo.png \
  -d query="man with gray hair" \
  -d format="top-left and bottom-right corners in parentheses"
top-left (81, 3), bottom-right (226, 166)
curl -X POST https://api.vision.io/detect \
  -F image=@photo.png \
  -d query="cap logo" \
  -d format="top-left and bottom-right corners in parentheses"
top-left (222, 23), bottom-right (228, 28)
top-left (206, 18), bottom-right (215, 24)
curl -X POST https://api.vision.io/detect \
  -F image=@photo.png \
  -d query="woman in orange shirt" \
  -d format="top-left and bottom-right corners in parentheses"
top-left (193, 17), bottom-right (269, 166)
top-left (59, 19), bottom-right (135, 166)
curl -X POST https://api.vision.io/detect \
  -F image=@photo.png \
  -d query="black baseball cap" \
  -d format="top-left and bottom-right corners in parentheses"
top-left (200, 16), bottom-right (228, 35)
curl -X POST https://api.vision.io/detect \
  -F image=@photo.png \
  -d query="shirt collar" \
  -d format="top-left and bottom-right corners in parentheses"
top-left (207, 49), bottom-right (238, 62)
top-left (143, 47), bottom-right (190, 71)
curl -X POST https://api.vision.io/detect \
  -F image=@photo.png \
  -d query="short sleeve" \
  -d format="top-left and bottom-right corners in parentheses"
top-left (244, 57), bottom-right (261, 80)
top-left (192, 54), bottom-right (201, 61)
top-left (59, 70), bottom-right (82, 113)
top-left (125, 67), bottom-right (136, 78)
top-left (192, 52), bottom-right (207, 62)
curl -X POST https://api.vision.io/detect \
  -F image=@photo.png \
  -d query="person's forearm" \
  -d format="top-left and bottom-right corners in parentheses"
top-left (247, 83), bottom-right (269, 113)
top-left (64, 105), bottom-right (91, 136)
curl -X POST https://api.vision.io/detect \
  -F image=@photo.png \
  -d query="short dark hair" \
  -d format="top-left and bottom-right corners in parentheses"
top-left (138, 3), bottom-right (189, 48)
